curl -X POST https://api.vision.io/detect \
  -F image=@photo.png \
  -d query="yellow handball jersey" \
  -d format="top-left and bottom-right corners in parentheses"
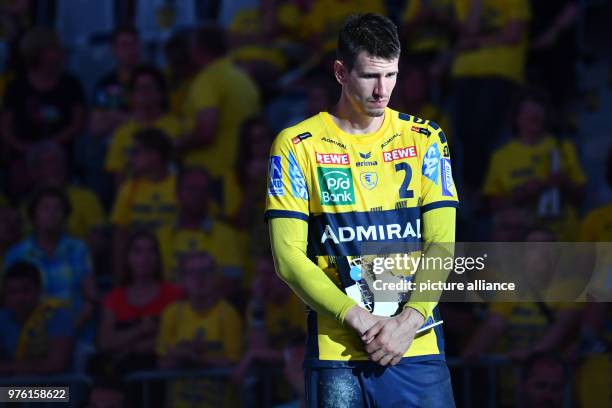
top-left (182, 57), bottom-right (261, 178)
top-left (105, 114), bottom-right (182, 175)
top-left (452, 0), bottom-right (531, 84)
top-left (110, 174), bottom-right (178, 230)
top-left (265, 108), bottom-right (459, 365)
top-left (156, 219), bottom-right (246, 282)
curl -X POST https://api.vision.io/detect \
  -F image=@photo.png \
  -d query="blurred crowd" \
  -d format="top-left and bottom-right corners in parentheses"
top-left (0, 0), bottom-right (609, 407)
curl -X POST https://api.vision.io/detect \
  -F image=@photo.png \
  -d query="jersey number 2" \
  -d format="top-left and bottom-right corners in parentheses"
top-left (395, 162), bottom-right (414, 199)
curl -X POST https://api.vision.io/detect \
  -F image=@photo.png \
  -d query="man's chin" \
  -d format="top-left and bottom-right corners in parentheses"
top-left (365, 108), bottom-right (385, 117)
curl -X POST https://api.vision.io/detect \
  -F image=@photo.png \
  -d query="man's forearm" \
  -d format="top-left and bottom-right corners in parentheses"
top-left (269, 218), bottom-right (356, 323)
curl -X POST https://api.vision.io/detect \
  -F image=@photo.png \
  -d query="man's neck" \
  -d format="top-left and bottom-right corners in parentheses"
top-left (330, 95), bottom-right (385, 135)
top-left (190, 296), bottom-right (215, 312)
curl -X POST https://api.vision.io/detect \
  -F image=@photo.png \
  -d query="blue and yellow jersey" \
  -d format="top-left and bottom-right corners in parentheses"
top-left (452, 0), bottom-right (531, 84)
top-left (156, 219), bottom-right (247, 282)
top-left (265, 107), bottom-right (458, 365)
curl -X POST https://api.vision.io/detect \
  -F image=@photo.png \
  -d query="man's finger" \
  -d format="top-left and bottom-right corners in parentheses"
top-left (362, 320), bottom-right (384, 342)
top-left (378, 353), bottom-right (395, 366)
top-left (390, 355), bottom-right (403, 366)
top-left (369, 348), bottom-right (386, 363)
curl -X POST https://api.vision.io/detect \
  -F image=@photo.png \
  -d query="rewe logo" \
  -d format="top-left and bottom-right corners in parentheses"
top-left (317, 167), bottom-right (355, 205)
top-left (316, 152), bottom-right (350, 165)
top-left (383, 146), bottom-right (417, 162)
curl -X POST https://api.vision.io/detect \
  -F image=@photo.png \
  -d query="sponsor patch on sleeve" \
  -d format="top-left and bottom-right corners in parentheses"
top-left (422, 143), bottom-right (440, 184)
top-left (441, 158), bottom-right (455, 197)
top-left (288, 151), bottom-right (309, 200)
top-left (268, 156), bottom-right (284, 196)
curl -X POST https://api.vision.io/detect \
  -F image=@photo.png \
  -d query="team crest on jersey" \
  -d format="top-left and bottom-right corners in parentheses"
top-left (441, 158), bottom-right (455, 197)
top-left (360, 172), bottom-right (378, 190)
top-left (422, 143), bottom-right (440, 184)
top-left (288, 151), bottom-right (308, 200)
top-left (268, 156), bottom-right (283, 196)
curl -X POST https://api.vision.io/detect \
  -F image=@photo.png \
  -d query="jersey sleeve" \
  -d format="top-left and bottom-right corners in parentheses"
top-left (420, 121), bottom-right (459, 213)
top-left (110, 181), bottom-right (133, 227)
top-left (264, 130), bottom-right (310, 222)
top-left (560, 140), bottom-right (587, 185)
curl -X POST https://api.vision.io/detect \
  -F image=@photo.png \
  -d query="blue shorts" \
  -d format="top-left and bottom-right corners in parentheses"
top-left (305, 359), bottom-right (455, 408)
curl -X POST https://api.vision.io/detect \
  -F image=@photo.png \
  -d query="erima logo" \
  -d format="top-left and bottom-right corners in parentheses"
top-left (356, 152), bottom-right (378, 167)
top-left (359, 152), bottom-right (371, 159)
top-left (321, 220), bottom-right (421, 244)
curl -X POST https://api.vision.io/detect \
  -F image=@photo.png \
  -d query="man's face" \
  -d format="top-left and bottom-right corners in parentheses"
top-left (132, 74), bottom-right (162, 111)
top-left (34, 196), bottom-right (66, 232)
top-left (178, 171), bottom-right (209, 215)
top-left (113, 33), bottom-right (140, 68)
top-left (522, 361), bottom-right (565, 408)
top-left (182, 255), bottom-right (216, 298)
top-left (3, 278), bottom-right (40, 318)
top-left (336, 52), bottom-right (398, 117)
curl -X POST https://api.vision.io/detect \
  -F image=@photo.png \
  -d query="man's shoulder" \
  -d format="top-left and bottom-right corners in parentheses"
top-left (275, 113), bottom-right (324, 145)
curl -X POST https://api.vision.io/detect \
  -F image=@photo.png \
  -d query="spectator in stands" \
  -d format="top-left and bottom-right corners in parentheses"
top-left (163, 31), bottom-right (199, 117)
top-left (27, 141), bottom-right (106, 241)
top-left (520, 353), bottom-right (566, 408)
top-left (483, 89), bottom-right (586, 241)
top-left (399, 0), bottom-right (456, 65)
top-left (230, 117), bottom-right (274, 230)
top-left (110, 128), bottom-right (178, 281)
top-left (0, 204), bottom-right (21, 265)
top-left (92, 26), bottom-right (141, 130)
top-left (450, 0), bottom-right (530, 194)
top-left (528, 1), bottom-right (578, 128)
top-left (4, 187), bottom-right (96, 332)
top-left (462, 227), bottom-right (581, 406)
top-left (0, 262), bottom-right (74, 375)
top-left (2, 26), bottom-right (86, 197)
top-left (156, 167), bottom-right (245, 284)
top-left (105, 65), bottom-right (181, 185)
top-left (157, 252), bottom-right (242, 407)
top-left (84, 380), bottom-right (126, 408)
top-left (177, 24), bottom-right (261, 179)
top-left (94, 231), bottom-right (183, 377)
top-left (232, 255), bottom-right (305, 405)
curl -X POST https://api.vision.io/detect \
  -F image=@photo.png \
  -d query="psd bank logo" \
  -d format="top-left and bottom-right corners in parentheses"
top-left (317, 167), bottom-right (355, 205)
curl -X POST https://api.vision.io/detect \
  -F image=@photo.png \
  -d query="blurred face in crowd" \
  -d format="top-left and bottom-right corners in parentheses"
top-left (130, 141), bottom-right (160, 176)
top-left (335, 52), bottom-right (398, 118)
top-left (35, 149), bottom-right (67, 186)
top-left (516, 98), bottom-right (547, 142)
top-left (33, 195), bottom-right (66, 233)
top-left (178, 170), bottom-right (209, 217)
top-left (86, 387), bottom-right (125, 408)
top-left (113, 32), bottom-right (140, 69)
top-left (182, 254), bottom-right (217, 299)
top-left (0, 207), bottom-right (21, 249)
top-left (127, 236), bottom-right (159, 283)
top-left (3, 277), bottom-right (40, 320)
top-left (37, 46), bottom-right (64, 76)
top-left (132, 73), bottom-right (163, 113)
top-left (522, 360), bottom-right (565, 408)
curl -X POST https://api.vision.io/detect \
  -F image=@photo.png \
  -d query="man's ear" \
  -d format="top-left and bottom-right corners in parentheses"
top-left (333, 60), bottom-right (346, 85)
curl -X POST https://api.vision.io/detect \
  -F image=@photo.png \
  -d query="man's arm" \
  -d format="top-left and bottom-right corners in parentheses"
top-left (362, 207), bottom-right (456, 366)
top-left (269, 217), bottom-right (369, 328)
